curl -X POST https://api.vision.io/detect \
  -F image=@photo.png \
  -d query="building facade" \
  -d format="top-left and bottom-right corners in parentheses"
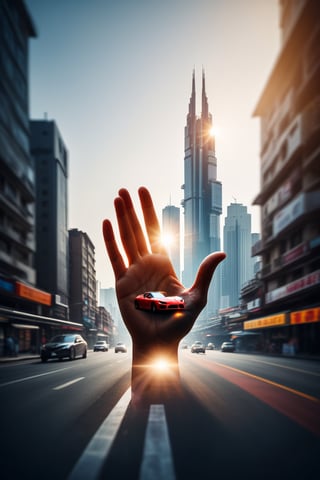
top-left (182, 70), bottom-right (222, 316)
top-left (0, 1), bottom-right (80, 355)
top-left (30, 120), bottom-right (69, 320)
top-left (69, 229), bottom-right (97, 345)
top-left (250, 0), bottom-right (320, 353)
top-left (0, 0), bottom-right (36, 286)
top-left (162, 204), bottom-right (180, 279)
top-left (222, 203), bottom-right (253, 308)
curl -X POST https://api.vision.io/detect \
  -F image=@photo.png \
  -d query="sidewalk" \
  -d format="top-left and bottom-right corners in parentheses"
top-left (0, 353), bottom-right (40, 363)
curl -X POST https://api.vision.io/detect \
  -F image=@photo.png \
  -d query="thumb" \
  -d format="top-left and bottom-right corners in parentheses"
top-left (189, 251), bottom-right (226, 303)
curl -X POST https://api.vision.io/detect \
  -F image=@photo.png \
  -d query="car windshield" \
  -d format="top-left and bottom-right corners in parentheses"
top-left (50, 335), bottom-right (75, 343)
top-left (96, 341), bottom-right (105, 345)
top-left (150, 292), bottom-right (165, 299)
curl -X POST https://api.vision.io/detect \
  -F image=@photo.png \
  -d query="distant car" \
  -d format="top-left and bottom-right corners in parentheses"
top-left (135, 291), bottom-right (184, 312)
top-left (191, 341), bottom-right (205, 354)
top-left (41, 334), bottom-right (87, 362)
top-left (206, 342), bottom-right (215, 350)
top-left (221, 341), bottom-right (235, 352)
top-left (115, 342), bottom-right (127, 353)
top-left (93, 340), bottom-right (109, 352)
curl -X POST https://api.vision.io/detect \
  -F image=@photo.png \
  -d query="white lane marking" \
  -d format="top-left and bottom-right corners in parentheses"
top-left (0, 367), bottom-right (72, 388)
top-left (139, 404), bottom-right (176, 480)
top-left (68, 387), bottom-right (131, 480)
top-left (248, 357), bottom-right (320, 376)
top-left (53, 377), bottom-right (85, 390)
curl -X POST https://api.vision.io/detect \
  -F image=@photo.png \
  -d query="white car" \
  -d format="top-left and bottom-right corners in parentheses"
top-left (191, 341), bottom-right (205, 354)
top-left (93, 340), bottom-right (109, 352)
top-left (115, 342), bottom-right (127, 353)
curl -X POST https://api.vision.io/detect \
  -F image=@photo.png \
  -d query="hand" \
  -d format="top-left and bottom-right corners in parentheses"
top-left (102, 187), bottom-right (226, 398)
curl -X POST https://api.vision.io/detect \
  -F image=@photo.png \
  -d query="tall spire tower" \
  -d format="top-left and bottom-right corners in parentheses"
top-left (182, 70), bottom-right (222, 317)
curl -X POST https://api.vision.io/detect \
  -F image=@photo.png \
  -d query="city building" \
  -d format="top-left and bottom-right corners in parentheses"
top-left (96, 306), bottom-right (114, 346)
top-left (0, 0), bottom-right (36, 286)
top-left (182, 70), bottom-right (222, 317)
top-left (0, 1), bottom-right (82, 356)
top-left (30, 120), bottom-right (69, 320)
top-left (100, 287), bottom-right (126, 343)
top-left (250, 0), bottom-right (320, 354)
top-left (222, 202), bottom-right (253, 308)
top-left (162, 204), bottom-right (180, 279)
top-left (69, 228), bottom-right (97, 345)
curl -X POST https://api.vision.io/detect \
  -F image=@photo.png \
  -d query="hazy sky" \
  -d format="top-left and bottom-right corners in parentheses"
top-left (25, 0), bottom-right (280, 288)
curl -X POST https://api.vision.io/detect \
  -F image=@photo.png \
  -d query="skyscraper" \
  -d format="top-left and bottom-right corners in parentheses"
top-left (182, 70), bottom-right (222, 316)
top-left (30, 120), bottom-right (69, 319)
top-left (222, 202), bottom-right (252, 308)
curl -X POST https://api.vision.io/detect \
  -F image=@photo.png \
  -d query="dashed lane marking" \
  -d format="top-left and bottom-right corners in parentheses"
top-left (53, 377), bottom-right (85, 390)
top-left (139, 404), bottom-right (176, 480)
top-left (0, 367), bottom-right (72, 388)
top-left (68, 387), bottom-right (131, 480)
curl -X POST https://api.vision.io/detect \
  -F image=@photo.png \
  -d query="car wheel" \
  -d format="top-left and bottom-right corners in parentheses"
top-left (82, 348), bottom-right (87, 358)
top-left (135, 300), bottom-right (140, 309)
top-left (151, 303), bottom-right (156, 312)
top-left (41, 356), bottom-right (47, 363)
top-left (69, 347), bottom-right (75, 360)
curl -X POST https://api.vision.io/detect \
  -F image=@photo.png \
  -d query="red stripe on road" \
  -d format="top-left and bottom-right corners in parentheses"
top-left (189, 356), bottom-right (320, 437)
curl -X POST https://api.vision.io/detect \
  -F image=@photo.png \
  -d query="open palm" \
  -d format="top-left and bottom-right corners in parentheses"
top-left (102, 187), bottom-right (226, 349)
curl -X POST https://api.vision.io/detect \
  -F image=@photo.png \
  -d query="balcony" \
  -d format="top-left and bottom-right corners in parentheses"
top-left (263, 113), bottom-right (302, 170)
top-left (272, 191), bottom-right (320, 238)
top-left (302, 98), bottom-right (320, 173)
top-left (240, 278), bottom-right (261, 298)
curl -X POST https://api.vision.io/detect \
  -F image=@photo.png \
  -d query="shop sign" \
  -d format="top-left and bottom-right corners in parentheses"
top-left (266, 270), bottom-right (320, 303)
top-left (0, 277), bottom-right (15, 293)
top-left (282, 242), bottom-right (308, 266)
top-left (290, 308), bottom-right (320, 324)
top-left (247, 298), bottom-right (261, 311)
top-left (273, 193), bottom-right (304, 236)
top-left (15, 282), bottom-right (52, 306)
top-left (244, 313), bottom-right (286, 330)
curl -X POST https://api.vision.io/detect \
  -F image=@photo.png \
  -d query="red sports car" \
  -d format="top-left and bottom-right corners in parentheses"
top-left (135, 291), bottom-right (185, 312)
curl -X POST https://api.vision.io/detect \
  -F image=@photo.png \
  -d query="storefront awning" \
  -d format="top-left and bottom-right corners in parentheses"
top-left (12, 323), bottom-right (39, 330)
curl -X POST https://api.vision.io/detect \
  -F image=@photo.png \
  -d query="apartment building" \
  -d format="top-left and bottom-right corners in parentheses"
top-left (250, 0), bottom-right (320, 353)
top-left (69, 229), bottom-right (97, 345)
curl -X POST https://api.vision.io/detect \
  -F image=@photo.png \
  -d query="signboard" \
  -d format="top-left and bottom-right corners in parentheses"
top-left (15, 282), bottom-right (52, 306)
top-left (291, 308), bottom-right (320, 324)
top-left (273, 193), bottom-right (304, 236)
top-left (0, 277), bottom-right (15, 293)
top-left (266, 270), bottom-right (320, 303)
top-left (244, 313), bottom-right (287, 330)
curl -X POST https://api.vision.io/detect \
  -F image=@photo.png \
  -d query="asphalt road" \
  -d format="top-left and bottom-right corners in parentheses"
top-left (0, 349), bottom-right (319, 480)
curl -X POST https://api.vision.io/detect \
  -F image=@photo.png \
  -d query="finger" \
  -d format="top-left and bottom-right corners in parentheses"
top-left (138, 186), bottom-right (166, 255)
top-left (190, 252), bottom-right (226, 302)
top-left (118, 188), bottom-right (149, 256)
top-left (102, 219), bottom-right (127, 280)
top-left (115, 196), bottom-right (140, 264)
